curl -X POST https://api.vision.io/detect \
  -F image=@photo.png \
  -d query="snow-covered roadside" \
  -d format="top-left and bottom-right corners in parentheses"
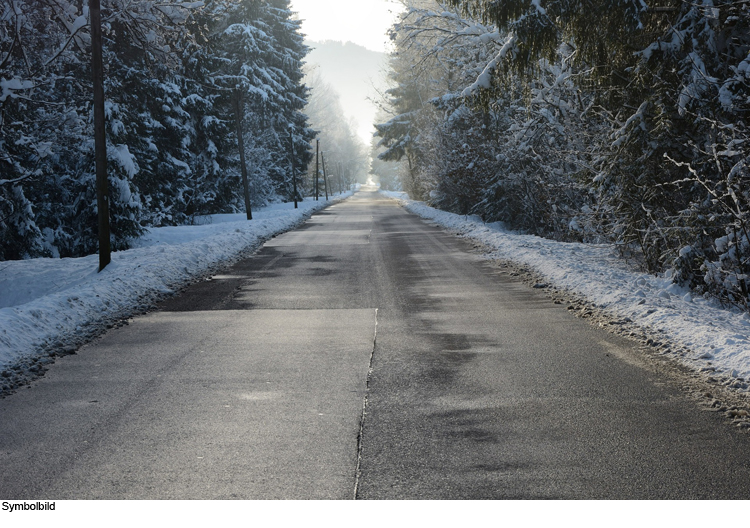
top-left (0, 193), bottom-right (353, 385)
top-left (381, 190), bottom-right (750, 392)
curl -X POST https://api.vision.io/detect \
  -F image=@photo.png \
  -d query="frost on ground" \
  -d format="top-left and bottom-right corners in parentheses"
top-left (0, 193), bottom-right (352, 395)
top-left (381, 191), bottom-right (750, 406)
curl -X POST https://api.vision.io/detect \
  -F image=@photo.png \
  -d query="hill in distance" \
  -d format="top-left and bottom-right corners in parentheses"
top-left (305, 40), bottom-right (388, 143)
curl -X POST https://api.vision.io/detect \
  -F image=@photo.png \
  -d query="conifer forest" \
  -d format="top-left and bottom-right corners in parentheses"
top-left (1, 0), bottom-right (317, 261)
top-left (3, 0), bottom-right (750, 312)
top-left (375, 0), bottom-right (750, 311)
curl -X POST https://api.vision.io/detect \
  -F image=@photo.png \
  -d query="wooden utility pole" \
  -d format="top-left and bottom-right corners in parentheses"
top-left (321, 152), bottom-right (329, 200)
top-left (338, 161), bottom-right (343, 194)
top-left (90, 0), bottom-right (110, 272)
top-left (289, 127), bottom-right (297, 209)
top-left (233, 90), bottom-right (252, 220)
top-left (315, 139), bottom-right (319, 201)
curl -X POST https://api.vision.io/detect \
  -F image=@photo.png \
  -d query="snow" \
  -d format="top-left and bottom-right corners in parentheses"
top-left (0, 193), bottom-right (352, 372)
top-left (461, 34), bottom-right (517, 96)
top-left (0, 77), bottom-right (34, 102)
top-left (531, 0), bottom-right (546, 16)
top-left (380, 190), bottom-right (750, 389)
top-left (111, 144), bottom-right (139, 177)
top-left (71, 15), bottom-right (87, 33)
top-left (4, 188), bottom-right (749, 394)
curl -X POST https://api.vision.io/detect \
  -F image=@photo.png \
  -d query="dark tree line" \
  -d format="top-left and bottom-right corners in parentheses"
top-left (377, 0), bottom-right (750, 309)
top-left (0, 0), bottom-right (313, 261)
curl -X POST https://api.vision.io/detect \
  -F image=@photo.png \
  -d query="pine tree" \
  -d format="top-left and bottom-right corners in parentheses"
top-left (199, 0), bottom-right (312, 209)
top-left (0, 0), bottom-right (314, 261)
top-left (254, 0), bottom-right (314, 201)
top-left (1, 0), bottom-right (199, 258)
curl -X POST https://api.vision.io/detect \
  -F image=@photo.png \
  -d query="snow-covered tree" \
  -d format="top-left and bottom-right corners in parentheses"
top-left (380, 0), bottom-right (750, 308)
top-left (303, 67), bottom-right (369, 193)
top-left (377, 2), bottom-right (597, 238)
top-left (0, 0), bottom-right (200, 256)
top-left (1, 0), bottom-right (314, 260)
top-left (207, 0), bottom-right (312, 208)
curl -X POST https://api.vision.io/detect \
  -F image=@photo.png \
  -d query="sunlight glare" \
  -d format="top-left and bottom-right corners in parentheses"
top-left (290, 0), bottom-right (404, 53)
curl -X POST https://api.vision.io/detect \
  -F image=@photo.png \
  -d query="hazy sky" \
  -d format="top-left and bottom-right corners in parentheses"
top-left (289, 0), bottom-right (404, 53)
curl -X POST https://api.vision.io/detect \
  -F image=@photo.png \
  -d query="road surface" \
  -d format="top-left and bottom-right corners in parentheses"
top-left (2, 187), bottom-right (750, 499)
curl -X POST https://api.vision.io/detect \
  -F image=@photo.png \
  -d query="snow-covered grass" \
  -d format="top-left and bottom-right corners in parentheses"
top-left (0, 193), bottom-right (353, 374)
top-left (381, 190), bottom-right (750, 390)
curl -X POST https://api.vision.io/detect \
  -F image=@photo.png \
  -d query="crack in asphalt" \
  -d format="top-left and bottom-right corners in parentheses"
top-left (353, 307), bottom-right (378, 500)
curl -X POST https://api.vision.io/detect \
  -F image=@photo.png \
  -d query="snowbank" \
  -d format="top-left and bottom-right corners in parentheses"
top-left (0, 194), bottom-right (352, 372)
top-left (3, 188), bottom-right (749, 396)
top-left (381, 191), bottom-right (750, 389)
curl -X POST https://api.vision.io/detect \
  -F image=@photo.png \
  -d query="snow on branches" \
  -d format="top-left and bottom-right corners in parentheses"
top-left (380, 0), bottom-right (750, 310)
top-left (0, 0), bottom-right (311, 259)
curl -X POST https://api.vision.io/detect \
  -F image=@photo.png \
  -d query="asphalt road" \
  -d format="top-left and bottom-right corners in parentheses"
top-left (2, 187), bottom-right (750, 499)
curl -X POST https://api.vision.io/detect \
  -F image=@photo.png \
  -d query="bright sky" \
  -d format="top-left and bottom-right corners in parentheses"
top-left (289, 0), bottom-right (404, 53)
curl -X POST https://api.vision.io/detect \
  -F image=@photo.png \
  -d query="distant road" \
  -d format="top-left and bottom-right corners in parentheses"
top-left (2, 187), bottom-right (750, 499)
